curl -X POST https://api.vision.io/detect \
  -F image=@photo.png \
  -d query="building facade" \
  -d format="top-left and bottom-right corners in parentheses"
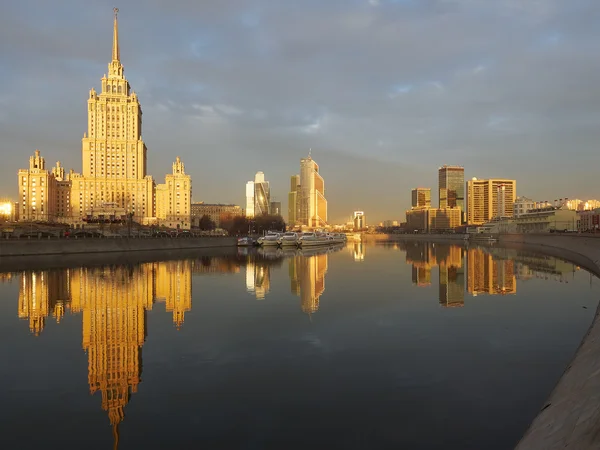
top-left (466, 178), bottom-right (516, 225)
top-left (405, 208), bottom-right (461, 232)
top-left (270, 201), bottom-right (282, 216)
top-left (191, 203), bottom-right (243, 228)
top-left (411, 188), bottom-right (431, 208)
top-left (297, 154), bottom-right (327, 228)
top-left (514, 196), bottom-right (536, 217)
top-left (353, 211), bottom-right (366, 230)
top-left (578, 208), bottom-right (600, 232)
top-left (245, 171), bottom-right (270, 218)
top-left (438, 166), bottom-right (464, 220)
top-left (16, 10), bottom-right (191, 229)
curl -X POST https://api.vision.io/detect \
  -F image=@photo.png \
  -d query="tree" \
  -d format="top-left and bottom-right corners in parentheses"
top-left (254, 214), bottom-right (286, 234)
top-left (198, 215), bottom-right (216, 231)
top-left (221, 216), bottom-right (249, 236)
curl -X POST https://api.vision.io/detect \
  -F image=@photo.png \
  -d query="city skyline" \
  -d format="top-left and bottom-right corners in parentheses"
top-left (1, 2), bottom-right (599, 223)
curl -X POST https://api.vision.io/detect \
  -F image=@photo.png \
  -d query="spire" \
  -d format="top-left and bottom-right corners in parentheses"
top-left (112, 7), bottom-right (120, 62)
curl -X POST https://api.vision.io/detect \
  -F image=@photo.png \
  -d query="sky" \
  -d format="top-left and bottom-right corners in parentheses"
top-left (0, 0), bottom-right (598, 224)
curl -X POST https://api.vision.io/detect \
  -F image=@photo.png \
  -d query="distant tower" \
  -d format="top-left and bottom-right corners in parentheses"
top-left (299, 152), bottom-right (327, 228)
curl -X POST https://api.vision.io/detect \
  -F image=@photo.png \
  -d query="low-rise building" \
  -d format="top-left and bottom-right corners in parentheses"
top-left (405, 208), bottom-right (461, 233)
top-left (578, 208), bottom-right (600, 232)
top-left (429, 208), bottom-right (462, 231)
top-left (406, 208), bottom-right (429, 232)
top-left (514, 196), bottom-right (536, 217)
top-left (191, 203), bottom-right (243, 228)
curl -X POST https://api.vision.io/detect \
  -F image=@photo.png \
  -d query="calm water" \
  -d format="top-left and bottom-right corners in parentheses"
top-left (1, 242), bottom-right (599, 450)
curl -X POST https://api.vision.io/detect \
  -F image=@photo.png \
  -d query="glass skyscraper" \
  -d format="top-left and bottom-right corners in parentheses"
top-left (438, 165), bottom-right (465, 222)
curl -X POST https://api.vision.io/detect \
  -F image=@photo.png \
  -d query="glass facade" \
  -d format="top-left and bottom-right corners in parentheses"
top-left (438, 166), bottom-right (465, 221)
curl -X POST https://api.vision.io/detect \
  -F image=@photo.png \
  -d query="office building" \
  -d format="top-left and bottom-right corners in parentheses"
top-left (298, 154), bottom-right (327, 228)
top-left (412, 188), bottom-right (431, 208)
top-left (353, 211), bottom-right (366, 230)
top-left (16, 10), bottom-right (192, 229)
top-left (438, 166), bottom-right (465, 221)
top-left (245, 171), bottom-right (270, 218)
top-left (466, 178), bottom-right (516, 225)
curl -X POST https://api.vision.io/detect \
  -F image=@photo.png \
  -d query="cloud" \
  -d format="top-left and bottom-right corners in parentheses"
top-left (0, 0), bottom-right (598, 222)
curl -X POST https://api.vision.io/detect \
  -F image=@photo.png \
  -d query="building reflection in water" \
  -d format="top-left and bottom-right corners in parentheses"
top-left (404, 242), bottom-right (465, 307)
top-left (353, 241), bottom-right (365, 261)
top-left (246, 261), bottom-right (271, 299)
top-left (14, 260), bottom-right (196, 446)
top-left (466, 248), bottom-right (516, 296)
top-left (289, 252), bottom-right (329, 314)
top-left (401, 242), bottom-right (581, 305)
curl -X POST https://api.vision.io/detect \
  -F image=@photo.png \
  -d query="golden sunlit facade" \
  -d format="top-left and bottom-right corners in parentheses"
top-left (467, 178), bottom-right (516, 225)
top-left (16, 10), bottom-right (191, 229)
top-left (466, 248), bottom-right (516, 295)
top-left (15, 260), bottom-right (193, 446)
top-left (289, 253), bottom-right (329, 314)
top-left (297, 155), bottom-right (327, 228)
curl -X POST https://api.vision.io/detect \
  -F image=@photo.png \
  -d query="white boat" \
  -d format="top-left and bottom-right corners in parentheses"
top-left (277, 232), bottom-right (300, 247)
top-left (298, 232), bottom-right (334, 247)
top-left (237, 236), bottom-right (256, 247)
top-left (257, 232), bottom-right (281, 247)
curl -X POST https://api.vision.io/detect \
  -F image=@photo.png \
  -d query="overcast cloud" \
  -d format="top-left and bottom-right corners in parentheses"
top-left (0, 0), bottom-right (598, 223)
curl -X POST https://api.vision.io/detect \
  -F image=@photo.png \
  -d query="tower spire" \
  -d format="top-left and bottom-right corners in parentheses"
top-left (112, 7), bottom-right (120, 62)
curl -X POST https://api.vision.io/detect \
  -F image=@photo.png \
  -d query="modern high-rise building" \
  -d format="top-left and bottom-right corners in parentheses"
top-left (288, 175), bottom-right (300, 226)
top-left (411, 188), bottom-right (431, 208)
top-left (245, 171), bottom-right (270, 218)
top-left (16, 10), bottom-right (192, 228)
top-left (466, 178), bottom-right (516, 225)
top-left (353, 211), bottom-right (366, 230)
top-left (438, 165), bottom-right (465, 221)
top-left (298, 154), bottom-right (327, 228)
top-left (270, 201), bottom-right (282, 216)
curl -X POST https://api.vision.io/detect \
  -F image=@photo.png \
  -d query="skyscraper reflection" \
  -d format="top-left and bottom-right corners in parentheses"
top-left (246, 260), bottom-right (271, 299)
top-left (289, 252), bottom-right (329, 314)
top-left (353, 241), bottom-right (365, 261)
top-left (404, 242), bottom-right (464, 306)
top-left (15, 261), bottom-right (195, 445)
top-left (466, 248), bottom-right (516, 296)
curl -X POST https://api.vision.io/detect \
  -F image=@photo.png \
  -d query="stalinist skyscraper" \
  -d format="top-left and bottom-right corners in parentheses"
top-left (17, 9), bottom-right (192, 229)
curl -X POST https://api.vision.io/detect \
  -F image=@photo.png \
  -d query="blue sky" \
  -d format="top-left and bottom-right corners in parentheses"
top-left (0, 0), bottom-right (598, 223)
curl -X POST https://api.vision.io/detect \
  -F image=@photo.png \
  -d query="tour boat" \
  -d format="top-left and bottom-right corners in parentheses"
top-left (257, 232), bottom-right (281, 247)
top-left (277, 232), bottom-right (300, 247)
top-left (297, 232), bottom-right (334, 247)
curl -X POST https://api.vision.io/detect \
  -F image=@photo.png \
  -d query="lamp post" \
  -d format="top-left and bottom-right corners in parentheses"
top-left (128, 211), bottom-right (134, 238)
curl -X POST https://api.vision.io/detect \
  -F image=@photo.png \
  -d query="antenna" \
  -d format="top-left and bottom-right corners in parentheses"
top-left (308, 148), bottom-right (312, 158)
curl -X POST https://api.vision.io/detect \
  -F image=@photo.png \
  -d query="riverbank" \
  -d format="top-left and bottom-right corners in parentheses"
top-left (0, 236), bottom-right (236, 258)
top-left (370, 232), bottom-right (600, 449)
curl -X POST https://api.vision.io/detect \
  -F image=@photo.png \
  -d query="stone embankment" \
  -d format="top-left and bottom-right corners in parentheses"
top-left (0, 236), bottom-right (236, 257)
top-left (371, 232), bottom-right (600, 449)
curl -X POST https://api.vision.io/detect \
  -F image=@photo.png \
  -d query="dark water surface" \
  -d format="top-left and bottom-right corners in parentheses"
top-left (1, 242), bottom-right (599, 450)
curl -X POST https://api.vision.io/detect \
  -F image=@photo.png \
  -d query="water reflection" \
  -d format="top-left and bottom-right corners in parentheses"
top-left (3, 242), bottom-right (591, 449)
top-left (9, 246), bottom-right (341, 446)
top-left (399, 242), bottom-right (580, 305)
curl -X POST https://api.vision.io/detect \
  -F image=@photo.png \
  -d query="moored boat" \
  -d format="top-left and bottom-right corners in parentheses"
top-left (257, 232), bottom-right (281, 246)
top-left (297, 232), bottom-right (334, 247)
top-left (277, 232), bottom-right (300, 247)
top-left (237, 236), bottom-right (256, 247)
